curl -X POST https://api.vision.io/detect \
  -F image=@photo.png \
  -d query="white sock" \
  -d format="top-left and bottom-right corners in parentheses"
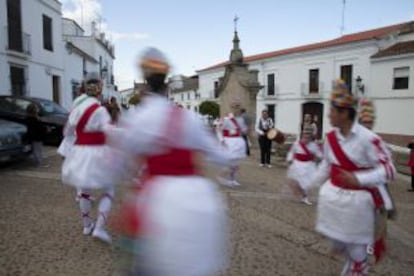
top-left (79, 190), bottom-right (92, 227)
top-left (95, 189), bottom-right (114, 230)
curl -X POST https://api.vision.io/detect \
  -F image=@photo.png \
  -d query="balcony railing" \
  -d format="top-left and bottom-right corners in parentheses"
top-left (4, 26), bottom-right (31, 56)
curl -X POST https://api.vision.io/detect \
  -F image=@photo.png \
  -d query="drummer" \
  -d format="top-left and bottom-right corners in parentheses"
top-left (255, 109), bottom-right (274, 168)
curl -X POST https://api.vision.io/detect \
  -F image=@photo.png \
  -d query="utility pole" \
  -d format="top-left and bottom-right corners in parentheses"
top-left (340, 0), bottom-right (346, 36)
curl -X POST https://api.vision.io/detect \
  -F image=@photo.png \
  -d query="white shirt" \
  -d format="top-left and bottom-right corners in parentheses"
top-left (312, 122), bottom-right (395, 187)
top-left (216, 114), bottom-right (248, 142)
top-left (287, 140), bottom-right (323, 163)
top-left (255, 117), bottom-right (274, 136)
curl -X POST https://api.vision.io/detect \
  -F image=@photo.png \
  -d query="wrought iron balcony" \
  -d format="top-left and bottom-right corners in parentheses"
top-left (4, 26), bottom-right (31, 56)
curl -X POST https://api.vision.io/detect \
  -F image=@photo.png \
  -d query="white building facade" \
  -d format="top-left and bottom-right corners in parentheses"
top-left (62, 20), bottom-right (117, 107)
top-left (197, 21), bottom-right (414, 145)
top-left (0, 0), bottom-right (64, 102)
top-left (168, 75), bottom-right (202, 112)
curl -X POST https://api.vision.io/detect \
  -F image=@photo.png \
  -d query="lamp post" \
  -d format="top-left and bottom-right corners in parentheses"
top-left (100, 66), bottom-right (108, 99)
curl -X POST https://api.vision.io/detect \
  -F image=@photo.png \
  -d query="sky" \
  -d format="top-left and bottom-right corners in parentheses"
top-left (60, 0), bottom-right (414, 90)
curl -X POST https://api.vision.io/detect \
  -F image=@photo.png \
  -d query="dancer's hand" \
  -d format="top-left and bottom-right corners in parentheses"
top-left (338, 170), bottom-right (360, 187)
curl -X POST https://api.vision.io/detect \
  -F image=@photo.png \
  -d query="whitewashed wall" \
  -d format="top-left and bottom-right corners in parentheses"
top-left (370, 56), bottom-right (414, 135)
top-left (0, 0), bottom-right (64, 101)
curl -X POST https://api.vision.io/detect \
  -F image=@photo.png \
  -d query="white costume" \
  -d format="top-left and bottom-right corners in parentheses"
top-left (216, 114), bottom-right (247, 160)
top-left (287, 140), bottom-right (322, 191)
top-left (57, 93), bottom-right (88, 157)
top-left (312, 122), bottom-right (395, 274)
top-left (106, 94), bottom-right (232, 275)
top-left (61, 94), bottom-right (115, 242)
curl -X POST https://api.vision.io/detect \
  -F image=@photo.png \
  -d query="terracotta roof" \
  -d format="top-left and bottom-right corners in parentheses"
top-left (198, 21), bottom-right (411, 72)
top-left (371, 41), bottom-right (414, 58)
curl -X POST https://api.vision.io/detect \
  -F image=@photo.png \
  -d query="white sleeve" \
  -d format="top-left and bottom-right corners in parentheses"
top-left (190, 115), bottom-right (232, 166)
top-left (354, 137), bottom-right (396, 187)
top-left (310, 141), bottom-right (331, 186)
top-left (286, 142), bottom-right (296, 162)
top-left (255, 118), bottom-right (264, 135)
top-left (309, 141), bottom-right (323, 159)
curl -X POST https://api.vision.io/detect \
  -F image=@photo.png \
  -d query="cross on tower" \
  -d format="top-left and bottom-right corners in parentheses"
top-left (234, 15), bottom-right (239, 32)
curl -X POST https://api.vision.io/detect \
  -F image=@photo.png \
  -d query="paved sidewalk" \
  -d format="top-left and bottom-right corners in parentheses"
top-left (0, 148), bottom-right (413, 275)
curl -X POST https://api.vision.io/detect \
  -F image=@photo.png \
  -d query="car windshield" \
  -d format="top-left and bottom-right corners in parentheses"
top-left (38, 100), bottom-right (68, 115)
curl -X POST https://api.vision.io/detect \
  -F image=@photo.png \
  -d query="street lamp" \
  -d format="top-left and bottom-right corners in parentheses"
top-left (356, 76), bottom-right (365, 96)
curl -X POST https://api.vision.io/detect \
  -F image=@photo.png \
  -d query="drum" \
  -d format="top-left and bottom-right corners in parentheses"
top-left (266, 128), bottom-right (285, 144)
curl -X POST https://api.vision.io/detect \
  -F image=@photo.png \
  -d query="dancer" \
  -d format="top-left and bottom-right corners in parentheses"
top-left (286, 125), bottom-right (322, 205)
top-left (216, 100), bottom-right (247, 187)
top-left (312, 80), bottom-right (395, 275)
top-left (105, 47), bottom-right (232, 275)
top-left (62, 72), bottom-right (114, 243)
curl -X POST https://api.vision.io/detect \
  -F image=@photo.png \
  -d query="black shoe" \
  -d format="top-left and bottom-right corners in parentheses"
top-left (407, 188), bottom-right (414, 192)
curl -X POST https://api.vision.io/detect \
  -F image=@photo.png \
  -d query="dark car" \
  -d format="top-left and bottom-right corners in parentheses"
top-left (0, 96), bottom-right (68, 145)
top-left (0, 119), bottom-right (31, 163)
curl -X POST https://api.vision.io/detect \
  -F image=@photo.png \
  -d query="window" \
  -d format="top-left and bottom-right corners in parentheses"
top-left (393, 67), bottom-right (409, 90)
top-left (7, 0), bottom-right (22, 52)
top-left (214, 81), bottom-right (219, 98)
top-left (10, 65), bottom-right (26, 96)
top-left (309, 69), bottom-right (319, 93)
top-left (181, 93), bottom-right (184, 101)
top-left (187, 92), bottom-right (190, 100)
top-left (43, 15), bottom-right (53, 51)
top-left (267, 74), bottom-right (275, 96)
top-left (340, 65), bottom-right (353, 93)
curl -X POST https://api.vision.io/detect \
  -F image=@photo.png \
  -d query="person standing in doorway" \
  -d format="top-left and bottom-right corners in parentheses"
top-left (255, 109), bottom-right (274, 168)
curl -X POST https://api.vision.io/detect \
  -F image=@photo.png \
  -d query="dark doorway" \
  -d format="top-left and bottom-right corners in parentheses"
top-left (302, 102), bottom-right (324, 140)
top-left (266, 104), bottom-right (275, 124)
top-left (52, 75), bottom-right (60, 104)
top-left (10, 65), bottom-right (26, 96)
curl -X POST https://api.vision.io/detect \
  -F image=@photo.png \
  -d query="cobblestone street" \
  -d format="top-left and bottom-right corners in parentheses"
top-left (0, 147), bottom-right (413, 276)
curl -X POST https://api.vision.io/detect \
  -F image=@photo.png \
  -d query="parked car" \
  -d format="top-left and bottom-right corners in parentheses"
top-left (0, 119), bottom-right (31, 163)
top-left (0, 96), bottom-right (68, 145)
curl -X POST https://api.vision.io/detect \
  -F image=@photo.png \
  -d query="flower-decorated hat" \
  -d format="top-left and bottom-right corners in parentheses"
top-left (330, 79), bottom-right (357, 109)
top-left (139, 47), bottom-right (170, 75)
top-left (358, 98), bottom-right (375, 123)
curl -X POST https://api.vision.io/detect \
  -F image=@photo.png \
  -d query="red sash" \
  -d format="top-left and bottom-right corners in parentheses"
top-left (146, 106), bottom-right (197, 176)
top-left (294, 142), bottom-right (314, 162)
top-left (408, 151), bottom-right (414, 167)
top-left (75, 103), bottom-right (105, 145)
top-left (327, 131), bottom-right (384, 209)
top-left (223, 117), bottom-right (241, 137)
top-left (327, 131), bottom-right (386, 262)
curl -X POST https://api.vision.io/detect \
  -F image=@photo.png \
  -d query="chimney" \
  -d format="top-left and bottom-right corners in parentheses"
top-left (91, 21), bottom-right (96, 36)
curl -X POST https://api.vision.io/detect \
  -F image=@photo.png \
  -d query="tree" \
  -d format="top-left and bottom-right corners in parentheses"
top-left (128, 93), bottom-right (141, 106)
top-left (199, 100), bottom-right (220, 118)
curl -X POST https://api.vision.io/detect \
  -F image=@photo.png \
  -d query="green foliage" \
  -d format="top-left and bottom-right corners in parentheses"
top-left (199, 100), bottom-right (220, 118)
top-left (128, 93), bottom-right (141, 106)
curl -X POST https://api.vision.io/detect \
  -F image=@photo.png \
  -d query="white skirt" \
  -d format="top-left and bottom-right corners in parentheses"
top-left (57, 136), bottom-right (75, 157)
top-left (138, 176), bottom-right (228, 276)
top-left (223, 136), bottom-right (246, 160)
top-left (287, 160), bottom-right (317, 191)
top-left (316, 181), bottom-right (375, 245)
top-left (62, 145), bottom-right (128, 189)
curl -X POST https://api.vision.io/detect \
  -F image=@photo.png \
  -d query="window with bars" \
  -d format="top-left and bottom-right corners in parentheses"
top-left (340, 65), bottom-right (353, 93)
top-left (393, 67), bottom-right (409, 90)
top-left (43, 15), bottom-right (53, 51)
top-left (309, 69), bottom-right (319, 93)
top-left (267, 73), bottom-right (275, 95)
